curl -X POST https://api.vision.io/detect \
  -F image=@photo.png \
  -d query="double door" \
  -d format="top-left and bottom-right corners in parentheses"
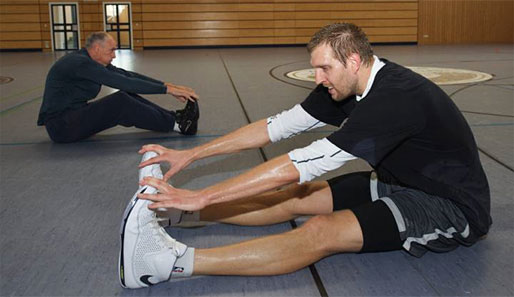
top-left (49, 2), bottom-right (132, 51)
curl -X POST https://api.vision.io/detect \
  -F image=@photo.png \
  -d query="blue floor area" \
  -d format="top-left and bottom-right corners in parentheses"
top-left (0, 44), bottom-right (513, 296)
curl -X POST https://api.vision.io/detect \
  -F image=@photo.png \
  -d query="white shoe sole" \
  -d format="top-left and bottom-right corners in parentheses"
top-left (119, 151), bottom-right (160, 289)
top-left (119, 185), bottom-right (158, 289)
top-left (138, 151), bottom-right (162, 182)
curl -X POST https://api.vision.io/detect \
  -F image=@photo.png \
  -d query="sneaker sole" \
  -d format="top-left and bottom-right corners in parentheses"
top-left (119, 185), bottom-right (159, 289)
top-left (119, 151), bottom-right (160, 289)
top-left (138, 151), bottom-right (161, 182)
top-left (178, 101), bottom-right (199, 135)
top-left (186, 100), bottom-right (200, 121)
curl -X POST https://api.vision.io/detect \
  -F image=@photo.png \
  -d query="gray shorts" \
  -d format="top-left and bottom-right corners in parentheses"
top-left (372, 172), bottom-right (474, 257)
top-left (329, 171), bottom-right (475, 257)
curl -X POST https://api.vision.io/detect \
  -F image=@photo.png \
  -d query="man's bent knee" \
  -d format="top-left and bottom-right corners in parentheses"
top-left (281, 182), bottom-right (332, 216)
top-left (298, 211), bottom-right (363, 254)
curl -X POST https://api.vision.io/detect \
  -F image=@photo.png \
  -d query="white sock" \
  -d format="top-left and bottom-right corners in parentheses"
top-left (171, 247), bottom-right (195, 277)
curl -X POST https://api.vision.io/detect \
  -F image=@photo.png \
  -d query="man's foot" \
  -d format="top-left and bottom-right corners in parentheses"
top-left (119, 187), bottom-right (188, 289)
top-left (137, 152), bottom-right (209, 228)
top-left (119, 153), bottom-right (188, 289)
top-left (175, 100), bottom-right (199, 135)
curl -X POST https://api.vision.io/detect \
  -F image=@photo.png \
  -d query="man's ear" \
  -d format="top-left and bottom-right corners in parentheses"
top-left (93, 42), bottom-right (101, 53)
top-left (348, 53), bottom-right (362, 73)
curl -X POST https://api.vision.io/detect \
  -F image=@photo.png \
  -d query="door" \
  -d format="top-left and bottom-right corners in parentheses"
top-left (49, 3), bottom-right (80, 51)
top-left (104, 3), bottom-right (132, 49)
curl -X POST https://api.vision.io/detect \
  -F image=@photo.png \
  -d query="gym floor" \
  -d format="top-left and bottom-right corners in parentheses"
top-left (0, 44), bottom-right (512, 296)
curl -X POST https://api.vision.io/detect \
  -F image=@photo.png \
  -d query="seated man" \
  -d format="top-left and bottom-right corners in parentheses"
top-left (37, 32), bottom-right (199, 143)
top-left (119, 23), bottom-right (491, 289)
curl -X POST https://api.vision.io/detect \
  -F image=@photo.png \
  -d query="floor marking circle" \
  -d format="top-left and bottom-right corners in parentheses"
top-left (0, 76), bottom-right (14, 84)
top-left (285, 67), bottom-right (493, 85)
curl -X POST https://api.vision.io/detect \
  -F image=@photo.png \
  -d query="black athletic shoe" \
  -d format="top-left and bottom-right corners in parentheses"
top-left (175, 100), bottom-right (199, 135)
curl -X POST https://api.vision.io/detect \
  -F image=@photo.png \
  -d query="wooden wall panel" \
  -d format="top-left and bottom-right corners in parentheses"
top-left (1, 0), bottom-right (418, 50)
top-left (79, 3), bottom-right (104, 49)
top-left (35, 1), bottom-right (104, 51)
top-left (132, 1), bottom-right (143, 49)
top-left (418, 0), bottom-right (513, 44)
top-left (141, 1), bottom-right (419, 47)
top-left (3, 0), bottom-right (509, 50)
top-left (0, 0), bottom-right (41, 50)
top-left (0, 0), bottom-right (139, 50)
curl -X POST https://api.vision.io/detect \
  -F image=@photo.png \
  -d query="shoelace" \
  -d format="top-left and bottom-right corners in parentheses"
top-left (150, 215), bottom-right (182, 256)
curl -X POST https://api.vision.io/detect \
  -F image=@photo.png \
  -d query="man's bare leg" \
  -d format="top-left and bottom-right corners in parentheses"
top-left (193, 209), bottom-right (363, 275)
top-left (199, 181), bottom-right (333, 226)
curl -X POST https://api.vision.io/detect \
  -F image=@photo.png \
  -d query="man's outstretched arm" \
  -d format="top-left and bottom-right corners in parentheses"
top-left (138, 154), bottom-right (299, 211)
top-left (139, 118), bottom-right (271, 180)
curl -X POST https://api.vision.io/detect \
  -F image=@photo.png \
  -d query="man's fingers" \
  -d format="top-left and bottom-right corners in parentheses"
top-left (189, 92), bottom-right (199, 100)
top-left (147, 201), bottom-right (175, 210)
top-left (138, 155), bottom-right (162, 168)
top-left (180, 89), bottom-right (198, 100)
top-left (138, 192), bottom-right (167, 202)
top-left (139, 144), bottom-right (164, 154)
top-left (138, 145), bottom-right (168, 167)
top-left (175, 85), bottom-right (195, 93)
top-left (140, 176), bottom-right (169, 190)
top-left (174, 89), bottom-right (199, 102)
top-left (175, 96), bottom-right (186, 103)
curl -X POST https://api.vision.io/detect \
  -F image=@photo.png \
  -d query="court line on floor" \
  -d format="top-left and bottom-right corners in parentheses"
top-left (0, 85), bottom-right (43, 102)
top-left (0, 95), bottom-right (42, 115)
top-left (471, 122), bottom-right (514, 127)
top-left (486, 85), bottom-right (514, 91)
top-left (269, 60), bottom-right (314, 90)
top-left (479, 147), bottom-right (513, 172)
top-left (448, 85), bottom-right (514, 173)
top-left (218, 50), bottom-right (329, 297)
top-left (0, 123), bottom-right (512, 147)
top-left (0, 133), bottom-right (222, 146)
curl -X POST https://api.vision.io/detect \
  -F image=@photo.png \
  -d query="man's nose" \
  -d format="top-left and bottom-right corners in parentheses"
top-left (314, 69), bottom-right (324, 85)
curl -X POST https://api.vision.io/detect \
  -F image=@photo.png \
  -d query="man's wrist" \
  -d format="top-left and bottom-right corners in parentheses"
top-left (189, 147), bottom-right (201, 161)
top-left (197, 188), bottom-right (214, 208)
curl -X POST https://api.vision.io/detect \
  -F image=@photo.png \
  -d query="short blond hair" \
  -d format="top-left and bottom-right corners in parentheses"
top-left (307, 23), bottom-right (373, 67)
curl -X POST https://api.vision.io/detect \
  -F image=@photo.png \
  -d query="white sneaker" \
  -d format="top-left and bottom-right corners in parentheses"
top-left (137, 152), bottom-right (209, 229)
top-left (119, 153), bottom-right (188, 289)
top-left (136, 152), bottom-right (189, 228)
top-left (119, 186), bottom-right (188, 288)
top-left (138, 151), bottom-right (163, 183)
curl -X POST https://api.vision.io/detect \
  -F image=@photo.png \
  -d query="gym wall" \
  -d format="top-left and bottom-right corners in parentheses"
top-left (418, 0), bottom-right (513, 45)
top-left (0, 0), bottom-right (512, 51)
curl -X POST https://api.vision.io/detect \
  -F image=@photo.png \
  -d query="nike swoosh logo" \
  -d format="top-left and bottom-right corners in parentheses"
top-left (140, 275), bottom-right (156, 286)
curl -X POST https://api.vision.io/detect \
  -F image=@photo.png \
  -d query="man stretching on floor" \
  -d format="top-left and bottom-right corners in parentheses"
top-left (119, 23), bottom-right (491, 289)
top-left (37, 32), bottom-right (199, 143)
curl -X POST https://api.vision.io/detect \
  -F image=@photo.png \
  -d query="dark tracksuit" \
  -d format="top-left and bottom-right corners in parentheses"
top-left (37, 48), bottom-right (175, 143)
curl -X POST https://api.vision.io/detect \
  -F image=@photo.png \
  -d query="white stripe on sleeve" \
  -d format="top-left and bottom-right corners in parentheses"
top-left (288, 138), bottom-right (357, 183)
top-left (266, 104), bottom-right (326, 143)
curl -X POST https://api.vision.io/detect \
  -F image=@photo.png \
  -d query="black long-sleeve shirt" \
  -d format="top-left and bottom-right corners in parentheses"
top-left (301, 59), bottom-right (491, 238)
top-left (37, 48), bottom-right (167, 125)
